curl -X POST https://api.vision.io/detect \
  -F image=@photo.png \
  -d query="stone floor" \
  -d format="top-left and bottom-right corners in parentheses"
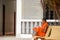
top-left (0, 36), bottom-right (20, 40)
top-left (21, 38), bottom-right (32, 40)
top-left (0, 36), bottom-right (59, 40)
top-left (0, 36), bottom-right (32, 40)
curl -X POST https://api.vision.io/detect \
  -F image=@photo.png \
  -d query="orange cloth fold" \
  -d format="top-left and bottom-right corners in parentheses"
top-left (33, 22), bottom-right (48, 37)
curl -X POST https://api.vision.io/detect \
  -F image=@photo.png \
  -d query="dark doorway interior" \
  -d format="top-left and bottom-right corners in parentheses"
top-left (2, 4), bottom-right (5, 36)
top-left (14, 12), bottom-right (16, 36)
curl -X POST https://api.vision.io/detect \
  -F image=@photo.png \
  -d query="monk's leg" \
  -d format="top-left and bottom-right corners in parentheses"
top-left (34, 38), bottom-right (37, 40)
top-left (41, 38), bottom-right (45, 40)
top-left (34, 36), bottom-right (38, 40)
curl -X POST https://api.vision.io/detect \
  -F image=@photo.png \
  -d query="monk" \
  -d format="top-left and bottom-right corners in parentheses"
top-left (33, 18), bottom-right (49, 39)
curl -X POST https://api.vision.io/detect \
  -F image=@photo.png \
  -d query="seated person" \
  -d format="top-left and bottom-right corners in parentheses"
top-left (33, 18), bottom-right (49, 37)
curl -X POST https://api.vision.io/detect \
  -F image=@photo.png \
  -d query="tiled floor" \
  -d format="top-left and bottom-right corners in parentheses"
top-left (0, 36), bottom-right (59, 40)
top-left (21, 38), bottom-right (32, 40)
top-left (0, 36), bottom-right (20, 40)
top-left (0, 36), bottom-right (32, 40)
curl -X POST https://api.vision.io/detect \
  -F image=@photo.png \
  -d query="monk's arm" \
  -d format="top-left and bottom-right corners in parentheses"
top-left (33, 26), bottom-right (42, 32)
top-left (41, 23), bottom-right (48, 30)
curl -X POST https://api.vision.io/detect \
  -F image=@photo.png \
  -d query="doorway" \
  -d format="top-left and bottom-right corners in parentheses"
top-left (2, 4), bottom-right (16, 36)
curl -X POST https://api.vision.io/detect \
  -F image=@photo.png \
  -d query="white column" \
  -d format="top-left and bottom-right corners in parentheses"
top-left (16, 0), bottom-right (21, 38)
top-left (26, 22), bottom-right (29, 34)
top-left (31, 22), bottom-right (33, 34)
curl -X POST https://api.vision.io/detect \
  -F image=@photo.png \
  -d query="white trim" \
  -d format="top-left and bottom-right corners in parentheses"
top-left (16, 0), bottom-right (21, 38)
top-left (21, 19), bottom-right (60, 22)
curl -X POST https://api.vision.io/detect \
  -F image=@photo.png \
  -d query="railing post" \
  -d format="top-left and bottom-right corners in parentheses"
top-left (26, 22), bottom-right (29, 34)
top-left (31, 22), bottom-right (33, 34)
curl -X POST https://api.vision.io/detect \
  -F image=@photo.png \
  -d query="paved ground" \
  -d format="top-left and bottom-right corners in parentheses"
top-left (0, 36), bottom-right (32, 40)
top-left (0, 36), bottom-right (58, 40)
top-left (0, 36), bottom-right (20, 40)
top-left (21, 38), bottom-right (32, 40)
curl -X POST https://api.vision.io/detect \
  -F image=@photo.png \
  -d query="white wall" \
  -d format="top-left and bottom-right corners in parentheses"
top-left (16, 0), bottom-right (43, 38)
top-left (22, 0), bottom-right (43, 19)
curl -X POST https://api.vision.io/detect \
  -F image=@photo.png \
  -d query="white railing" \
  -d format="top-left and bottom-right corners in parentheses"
top-left (21, 19), bottom-right (60, 34)
top-left (21, 20), bottom-right (41, 34)
top-left (20, 19), bottom-right (60, 38)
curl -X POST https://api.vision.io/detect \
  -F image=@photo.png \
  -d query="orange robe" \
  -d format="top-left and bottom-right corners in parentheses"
top-left (33, 22), bottom-right (48, 37)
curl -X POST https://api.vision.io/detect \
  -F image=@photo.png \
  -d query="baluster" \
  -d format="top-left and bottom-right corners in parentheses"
top-left (29, 22), bottom-right (31, 34)
top-left (31, 22), bottom-right (33, 34)
top-left (25, 22), bottom-right (27, 34)
top-left (33, 22), bottom-right (35, 34)
top-left (26, 22), bottom-right (29, 34)
top-left (37, 22), bottom-right (39, 26)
